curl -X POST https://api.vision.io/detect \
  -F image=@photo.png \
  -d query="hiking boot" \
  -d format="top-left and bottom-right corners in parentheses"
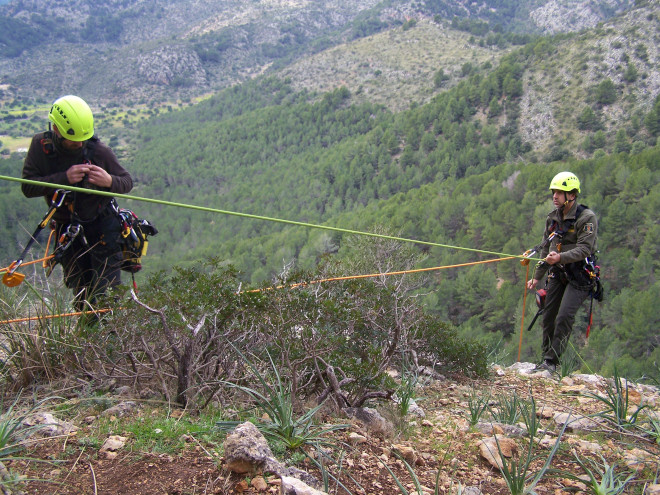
top-left (533, 360), bottom-right (557, 373)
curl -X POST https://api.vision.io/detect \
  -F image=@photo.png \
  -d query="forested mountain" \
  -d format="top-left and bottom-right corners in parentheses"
top-left (0, 0), bottom-right (635, 105)
top-left (0, 0), bottom-right (658, 380)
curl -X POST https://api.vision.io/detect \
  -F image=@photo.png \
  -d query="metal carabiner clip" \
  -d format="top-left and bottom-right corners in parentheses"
top-left (58, 224), bottom-right (84, 252)
top-left (51, 189), bottom-right (70, 209)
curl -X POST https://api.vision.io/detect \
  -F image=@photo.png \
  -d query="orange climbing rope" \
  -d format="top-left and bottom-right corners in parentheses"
top-left (1, 256), bottom-right (517, 325)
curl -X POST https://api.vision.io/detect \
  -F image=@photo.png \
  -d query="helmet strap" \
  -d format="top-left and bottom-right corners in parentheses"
top-left (561, 194), bottom-right (576, 215)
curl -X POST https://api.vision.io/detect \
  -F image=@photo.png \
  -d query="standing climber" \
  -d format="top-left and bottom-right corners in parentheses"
top-left (21, 95), bottom-right (133, 311)
top-left (526, 172), bottom-right (598, 373)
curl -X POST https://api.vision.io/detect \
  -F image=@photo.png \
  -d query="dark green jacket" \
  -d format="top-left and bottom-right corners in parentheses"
top-left (533, 202), bottom-right (598, 281)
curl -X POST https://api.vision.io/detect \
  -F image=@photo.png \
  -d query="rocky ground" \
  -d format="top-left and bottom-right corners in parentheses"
top-left (3, 362), bottom-right (660, 495)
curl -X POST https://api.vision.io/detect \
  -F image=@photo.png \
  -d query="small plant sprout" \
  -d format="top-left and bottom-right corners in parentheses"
top-left (491, 414), bottom-right (569, 495)
top-left (467, 388), bottom-right (490, 426)
top-left (489, 391), bottom-right (523, 425)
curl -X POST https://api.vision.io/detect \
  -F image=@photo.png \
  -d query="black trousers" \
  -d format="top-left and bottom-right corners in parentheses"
top-left (541, 274), bottom-right (590, 365)
top-left (56, 210), bottom-right (123, 311)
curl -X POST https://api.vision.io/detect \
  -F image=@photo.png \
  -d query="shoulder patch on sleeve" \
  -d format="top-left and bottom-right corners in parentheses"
top-left (583, 223), bottom-right (594, 234)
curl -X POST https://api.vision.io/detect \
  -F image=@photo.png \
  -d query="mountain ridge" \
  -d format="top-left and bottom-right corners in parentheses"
top-left (0, 0), bottom-right (637, 105)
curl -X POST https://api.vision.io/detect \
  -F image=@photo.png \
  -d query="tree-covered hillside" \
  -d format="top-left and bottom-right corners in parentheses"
top-left (117, 25), bottom-right (659, 280)
top-left (326, 147), bottom-right (660, 380)
top-left (0, 1), bottom-right (658, 382)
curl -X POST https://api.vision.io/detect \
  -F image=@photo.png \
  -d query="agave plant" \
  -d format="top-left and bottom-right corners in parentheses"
top-left (215, 346), bottom-right (349, 450)
top-left (558, 453), bottom-right (634, 495)
top-left (585, 366), bottom-right (648, 429)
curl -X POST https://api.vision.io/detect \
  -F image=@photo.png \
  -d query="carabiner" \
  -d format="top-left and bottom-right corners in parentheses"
top-left (51, 189), bottom-right (70, 209)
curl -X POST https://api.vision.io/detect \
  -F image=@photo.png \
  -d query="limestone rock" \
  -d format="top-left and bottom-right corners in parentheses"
top-left (100, 435), bottom-right (127, 452)
top-left (101, 401), bottom-right (138, 418)
top-left (348, 432), bottom-right (367, 445)
top-left (251, 476), bottom-right (268, 491)
top-left (343, 407), bottom-right (394, 438)
top-left (476, 422), bottom-right (526, 438)
top-left (391, 444), bottom-right (417, 464)
top-left (623, 448), bottom-right (660, 472)
top-left (553, 412), bottom-right (603, 432)
top-left (407, 399), bottom-right (426, 418)
top-left (223, 422), bottom-right (321, 489)
top-left (280, 476), bottom-right (327, 495)
top-left (478, 436), bottom-right (518, 470)
top-left (22, 412), bottom-right (77, 437)
top-left (224, 422), bottom-right (279, 475)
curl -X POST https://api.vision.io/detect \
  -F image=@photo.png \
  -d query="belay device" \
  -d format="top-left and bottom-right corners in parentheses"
top-left (117, 208), bottom-right (158, 289)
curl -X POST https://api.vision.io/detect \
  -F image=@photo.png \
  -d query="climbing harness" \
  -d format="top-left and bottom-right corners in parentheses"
top-left (2, 189), bottom-right (69, 287)
top-left (45, 223), bottom-right (86, 277)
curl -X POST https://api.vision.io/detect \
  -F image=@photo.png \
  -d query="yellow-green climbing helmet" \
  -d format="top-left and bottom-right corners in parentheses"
top-left (48, 95), bottom-right (94, 142)
top-left (549, 171), bottom-right (580, 194)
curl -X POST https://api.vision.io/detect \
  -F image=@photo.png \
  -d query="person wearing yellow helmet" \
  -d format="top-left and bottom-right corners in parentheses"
top-left (526, 171), bottom-right (598, 373)
top-left (21, 95), bottom-right (133, 313)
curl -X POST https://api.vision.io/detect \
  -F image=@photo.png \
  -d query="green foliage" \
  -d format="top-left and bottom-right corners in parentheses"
top-left (644, 95), bottom-right (660, 136)
top-left (109, 260), bottom-right (247, 407)
top-left (560, 453), bottom-right (634, 495)
top-left (577, 106), bottom-right (603, 131)
top-left (0, 16), bottom-right (54, 58)
top-left (467, 389), bottom-right (490, 426)
top-left (558, 343), bottom-right (581, 379)
top-left (489, 391), bottom-right (523, 425)
top-left (395, 358), bottom-right (420, 417)
top-left (494, 423), bottom-right (565, 495)
top-left (40, 237), bottom-right (486, 415)
top-left (3, 15), bottom-right (660, 385)
top-left (519, 393), bottom-right (541, 440)
top-left (0, 393), bottom-right (59, 491)
top-left (633, 43), bottom-right (648, 62)
top-left (434, 68), bottom-right (449, 88)
top-left (215, 348), bottom-right (349, 450)
top-left (594, 79), bottom-right (617, 106)
top-left (0, 394), bottom-right (31, 460)
top-left (623, 63), bottom-right (638, 83)
top-left (377, 450), bottom-right (426, 495)
top-left (0, 279), bottom-right (91, 392)
top-left (640, 416), bottom-right (660, 446)
top-left (585, 366), bottom-right (649, 429)
top-left (349, 11), bottom-right (389, 40)
top-left (81, 10), bottom-right (123, 42)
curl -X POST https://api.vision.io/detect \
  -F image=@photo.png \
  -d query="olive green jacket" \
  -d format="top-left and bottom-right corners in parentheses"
top-left (533, 202), bottom-right (598, 281)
